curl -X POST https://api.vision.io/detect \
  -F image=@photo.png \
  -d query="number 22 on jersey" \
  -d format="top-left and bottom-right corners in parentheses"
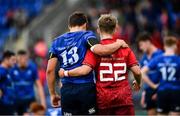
top-left (99, 63), bottom-right (127, 82)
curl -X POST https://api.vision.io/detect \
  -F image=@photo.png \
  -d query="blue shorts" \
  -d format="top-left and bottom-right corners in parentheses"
top-left (145, 89), bottom-right (157, 110)
top-left (61, 83), bottom-right (96, 115)
top-left (157, 89), bottom-right (180, 113)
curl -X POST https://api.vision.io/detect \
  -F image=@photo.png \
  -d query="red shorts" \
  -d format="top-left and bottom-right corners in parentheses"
top-left (98, 105), bottom-right (135, 115)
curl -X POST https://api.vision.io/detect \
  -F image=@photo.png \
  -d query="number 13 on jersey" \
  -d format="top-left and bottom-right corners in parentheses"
top-left (100, 63), bottom-right (127, 82)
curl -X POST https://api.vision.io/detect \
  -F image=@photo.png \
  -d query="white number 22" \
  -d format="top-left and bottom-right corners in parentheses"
top-left (100, 63), bottom-right (126, 82)
top-left (60, 47), bottom-right (79, 66)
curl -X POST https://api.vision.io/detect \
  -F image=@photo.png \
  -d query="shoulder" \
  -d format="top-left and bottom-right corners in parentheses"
top-left (118, 47), bottom-right (132, 55)
top-left (0, 67), bottom-right (7, 76)
top-left (153, 49), bottom-right (164, 57)
top-left (83, 31), bottom-right (96, 37)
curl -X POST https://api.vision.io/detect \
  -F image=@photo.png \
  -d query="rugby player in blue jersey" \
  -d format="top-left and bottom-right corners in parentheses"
top-left (137, 32), bottom-right (163, 115)
top-left (46, 12), bottom-right (128, 115)
top-left (142, 36), bottom-right (180, 115)
top-left (10, 50), bottom-right (46, 115)
top-left (0, 51), bottom-right (16, 115)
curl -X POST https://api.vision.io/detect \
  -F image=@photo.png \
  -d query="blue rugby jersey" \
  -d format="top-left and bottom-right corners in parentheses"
top-left (140, 49), bottom-right (163, 90)
top-left (49, 31), bottom-right (97, 84)
top-left (9, 61), bottom-right (38, 101)
top-left (148, 55), bottom-right (180, 91)
top-left (0, 66), bottom-right (14, 105)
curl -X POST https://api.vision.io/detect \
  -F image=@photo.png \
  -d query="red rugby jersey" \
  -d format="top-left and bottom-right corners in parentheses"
top-left (83, 38), bottom-right (138, 109)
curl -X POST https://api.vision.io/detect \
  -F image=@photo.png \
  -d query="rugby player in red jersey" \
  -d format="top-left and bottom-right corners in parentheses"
top-left (59, 14), bottom-right (142, 115)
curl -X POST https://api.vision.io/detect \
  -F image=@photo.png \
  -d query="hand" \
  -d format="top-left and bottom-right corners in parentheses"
top-left (152, 84), bottom-right (159, 90)
top-left (41, 101), bottom-right (47, 109)
top-left (151, 93), bottom-right (157, 100)
top-left (50, 94), bottom-right (61, 108)
top-left (58, 68), bottom-right (65, 78)
top-left (0, 89), bottom-right (2, 98)
top-left (132, 80), bottom-right (141, 91)
top-left (116, 39), bottom-right (128, 48)
top-left (140, 91), bottom-right (146, 108)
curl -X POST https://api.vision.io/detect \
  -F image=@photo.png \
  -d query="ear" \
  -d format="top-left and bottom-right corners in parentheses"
top-left (82, 23), bottom-right (87, 29)
top-left (97, 28), bottom-right (100, 34)
top-left (68, 25), bottom-right (71, 30)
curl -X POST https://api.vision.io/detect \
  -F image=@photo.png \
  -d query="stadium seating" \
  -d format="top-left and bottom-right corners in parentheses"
top-left (0, 0), bottom-right (54, 52)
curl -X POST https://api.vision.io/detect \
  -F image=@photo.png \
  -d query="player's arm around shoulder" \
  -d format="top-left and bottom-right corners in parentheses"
top-left (59, 65), bottom-right (92, 78)
top-left (91, 39), bottom-right (128, 56)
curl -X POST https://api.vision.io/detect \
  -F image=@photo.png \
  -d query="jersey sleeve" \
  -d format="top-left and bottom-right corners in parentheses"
top-left (82, 50), bottom-right (97, 69)
top-left (84, 31), bottom-right (99, 48)
top-left (127, 49), bottom-right (139, 68)
top-left (49, 40), bottom-right (58, 59)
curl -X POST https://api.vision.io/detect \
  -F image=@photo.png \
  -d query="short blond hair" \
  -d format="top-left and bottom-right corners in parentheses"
top-left (98, 14), bottom-right (117, 34)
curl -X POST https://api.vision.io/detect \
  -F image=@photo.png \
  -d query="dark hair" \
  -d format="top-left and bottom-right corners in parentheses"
top-left (17, 50), bottom-right (27, 55)
top-left (164, 36), bottom-right (177, 47)
top-left (2, 50), bottom-right (15, 61)
top-left (68, 12), bottom-right (88, 27)
top-left (137, 32), bottom-right (152, 43)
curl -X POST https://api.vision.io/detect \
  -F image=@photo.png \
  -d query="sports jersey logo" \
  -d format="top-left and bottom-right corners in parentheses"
top-left (63, 112), bottom-right (72, 116)
top-left (88, 107), bottom-right (96, 114)
top-left (13, 70), bottom-right (19, 76)
top-left (27, 70), bottom-right (32, 75)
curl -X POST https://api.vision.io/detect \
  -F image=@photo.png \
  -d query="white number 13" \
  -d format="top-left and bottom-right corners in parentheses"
top-left (61, 47), bottom-right (79, 66)
top-left (100, 63), bottom-right (126, 82)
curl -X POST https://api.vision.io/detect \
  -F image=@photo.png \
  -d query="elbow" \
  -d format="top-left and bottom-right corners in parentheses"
top-left (134, 68), bottom-right (142, 77)
top-left (46, 68), bottom-right (53, 77)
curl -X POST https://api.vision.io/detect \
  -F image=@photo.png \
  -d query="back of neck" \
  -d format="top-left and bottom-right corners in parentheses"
top-left (69, 27), bottom-right (86, 32)
top-left (100, 34), bottom-right (113, 40)
top-left (164, 48), bottom-right (175, 56)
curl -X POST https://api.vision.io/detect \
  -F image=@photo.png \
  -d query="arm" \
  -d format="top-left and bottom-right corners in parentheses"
top-left (130, 65), bottom-right (142, 86)
top-left (35, 79), bottom-right (46, 108)
top-left (59, 65), bottom-right (92, 77)
top-left (92, 39), bottom-right (128, 56)
top-left (141, 66), bottom-right (158, 89)
top-left (59, 50), bottom-right (96, 78)
top-left (46, 58), bottom-right (57, 96)
top-left (46, 58), bottom-right (61, 107)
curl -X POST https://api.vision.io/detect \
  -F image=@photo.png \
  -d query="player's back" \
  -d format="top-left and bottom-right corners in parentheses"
top-left (50, 31), bottom-right (96, 83)
top-left (95, 39), bottom-right (138, 109)
top-left (96, 39), bottom-right (137, 88)
top-left (155, 55), bottom-right (180, 90)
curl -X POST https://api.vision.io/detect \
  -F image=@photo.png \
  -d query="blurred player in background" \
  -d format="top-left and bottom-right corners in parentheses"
top-left (0, 51), bottom-right (16, 115)
top-left (46, 12), bottom-right (127, 115)
top-left (142, 36), bottom-right (180, 115)
top-left (137, 32), bottom-right (163, 115)
top-left (10, 50), bottom-right (46, 115)
top-left (59, 14), bottom-right (142, 115)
